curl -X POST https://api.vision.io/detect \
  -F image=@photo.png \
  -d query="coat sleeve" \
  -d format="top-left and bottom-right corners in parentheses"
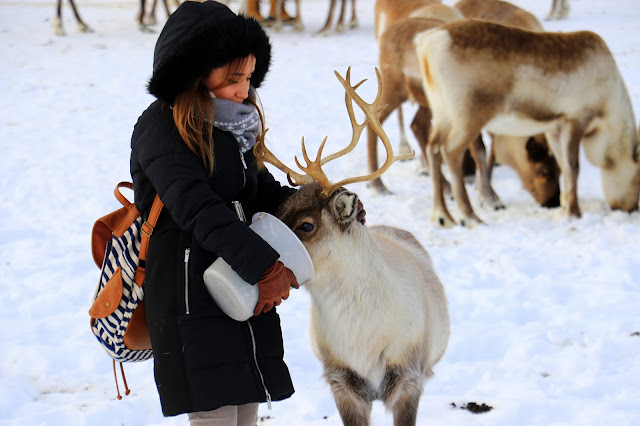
top-left (131, 108), bottom-right (278, 284)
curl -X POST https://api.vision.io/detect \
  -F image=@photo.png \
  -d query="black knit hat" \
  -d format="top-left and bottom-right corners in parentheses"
top-left (147, 0), bottom-right (272, 104)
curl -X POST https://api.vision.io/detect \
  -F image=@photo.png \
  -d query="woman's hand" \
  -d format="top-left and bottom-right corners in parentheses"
top-left (254, 260), bottom-right (299, 316)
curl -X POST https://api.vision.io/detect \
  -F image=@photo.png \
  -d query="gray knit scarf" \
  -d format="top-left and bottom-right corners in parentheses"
top-left (213, 98), bottom-right (261, 154)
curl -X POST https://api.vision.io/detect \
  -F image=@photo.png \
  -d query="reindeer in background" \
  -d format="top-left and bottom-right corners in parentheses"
top-left (255, 68), bottom-right (450, 425)
top-left (241, 0), bottom-right (357, 34)
top-left (415, 20), bottom-right (640, 227)
top-left (453, 0), bottom-right (561, 208)
top-left (54, 0), bottom-right (180, 35)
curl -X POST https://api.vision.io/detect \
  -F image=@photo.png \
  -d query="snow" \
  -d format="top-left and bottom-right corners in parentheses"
top-left (1, 0), bottom-right (639, 424)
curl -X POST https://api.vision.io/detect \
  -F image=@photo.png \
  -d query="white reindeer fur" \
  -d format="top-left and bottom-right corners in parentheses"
top-left (303, 208), bottom-right (449, 389)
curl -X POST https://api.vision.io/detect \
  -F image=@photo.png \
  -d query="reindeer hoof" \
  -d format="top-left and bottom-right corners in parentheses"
top-left (77, 22), bottom-right (94, 33)
top-left (53, 18), bottom-right (65, 36)
top-left (459, 216), bottom-right (483, 228)
top-left (434, 214), bottom-right (455, 228)
top-left (138, 23), bottom-right (155, 33)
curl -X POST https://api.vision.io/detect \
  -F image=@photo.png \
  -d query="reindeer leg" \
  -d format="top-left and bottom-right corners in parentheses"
top-left (68, 0), bottom-right (93, 33)
top-left (546, 121), bottom-right (583, 217)
top-left (325, 366), bottom-right (374, 426)
top-left (162, 0), bottom-right (171, 18)
top-left (470, 134), bottom-right (504, 210)
top-left (54, 0), bottom-right (65, 35)
top-left (138, 0), bottom-right (154, 32)
top-left (317, 0), bottom-right (337, 36)
top-left (428, 127), bottom-right (456, 227)
top-left (410, 106), bottom-right (431, 174)
top-left (335, 0), bottom-right (348, 33)
top-left (381, 366), bottom-right (425, 426)
top-left (442, 129), bottom-right (484, 227)
top-left (145, 0), bottom-right (158, 25)
top-left (547, 0), bottom-right (570, 20)
top-left (348, 0), bottom-right (358, 29)
top-left (272, 0), bottom-right (284, 31)
top-left (367, 75), bottom-right (404, 194)
top-left (396, 108), bottom-right (413, 159)
top-left (292, 0), bottom-right (303, 31)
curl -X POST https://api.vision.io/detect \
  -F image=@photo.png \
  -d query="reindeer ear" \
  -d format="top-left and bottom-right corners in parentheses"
top-left (526, 137), bottom-right (549, 163)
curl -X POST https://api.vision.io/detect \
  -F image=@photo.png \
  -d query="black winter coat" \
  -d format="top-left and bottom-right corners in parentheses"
top-left (130, 100), bottom-right (296, 416)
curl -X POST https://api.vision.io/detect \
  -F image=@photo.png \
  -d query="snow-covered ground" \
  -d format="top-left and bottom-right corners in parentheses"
top-left (1, 0), bottom-right (639, 424)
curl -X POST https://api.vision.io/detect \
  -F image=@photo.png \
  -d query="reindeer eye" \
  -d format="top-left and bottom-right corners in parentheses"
top-left (295, 222), bottom-right (314, 233)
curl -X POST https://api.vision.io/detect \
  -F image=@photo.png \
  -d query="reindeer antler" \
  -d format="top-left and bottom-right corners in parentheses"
top-left (255, 67), bottom-right (414, 197)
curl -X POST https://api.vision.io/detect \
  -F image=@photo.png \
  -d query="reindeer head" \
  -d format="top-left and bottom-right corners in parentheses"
top-left (255, 68), bottom-right (413, 257)
top-left (525, 135), bottom-right (561, 208)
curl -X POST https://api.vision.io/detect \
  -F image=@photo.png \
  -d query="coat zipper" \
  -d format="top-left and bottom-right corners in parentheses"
top-left (239, 149), bottom-right (247, 188)
top-left (247, 322), bottom-right (272, 409)
top-left (184, 248), bottom-right (191, 315)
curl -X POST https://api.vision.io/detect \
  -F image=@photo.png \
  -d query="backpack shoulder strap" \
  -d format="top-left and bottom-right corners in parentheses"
top-left (134, 194), bottom-right (163, 288)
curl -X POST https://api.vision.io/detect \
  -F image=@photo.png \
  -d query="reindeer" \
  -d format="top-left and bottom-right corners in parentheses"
top-left (374, 0), bottom-right (447, 157)
top-left (370, 16), bottom-right (499, 213)
top-left (415, 19), bottom-right (640, 226)
top-left (547, 0), bottom-right (570, 21)
top-left (454, 0), bottom-right (561, 208)
top-left (54, 0), bottom-right (177, 35)
top-left (255, 68), bottom-right (450, 426)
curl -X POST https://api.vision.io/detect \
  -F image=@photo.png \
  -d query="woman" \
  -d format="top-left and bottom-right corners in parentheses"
top-left (130, 1), bottom-right (298, 423)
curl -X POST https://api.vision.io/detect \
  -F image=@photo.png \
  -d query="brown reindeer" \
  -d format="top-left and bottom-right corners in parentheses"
top-left (256, 68), bottom-right (449, 426)
top-left (416, 20), bottom-right (640, 226)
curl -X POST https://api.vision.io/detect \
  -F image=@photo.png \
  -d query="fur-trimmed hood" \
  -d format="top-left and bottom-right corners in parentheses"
top-left (147, 0), bottom-right (271, 104)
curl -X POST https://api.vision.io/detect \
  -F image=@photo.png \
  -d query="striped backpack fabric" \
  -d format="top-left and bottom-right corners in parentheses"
top-left (89, 182), bottom-right (163, 398)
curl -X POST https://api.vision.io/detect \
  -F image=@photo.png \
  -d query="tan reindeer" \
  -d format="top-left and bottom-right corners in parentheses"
top-left (454, 0), bottom-right (544, 32)
top-left (547, 0), bottom-right (570, 20)
top-left (416, 20), bottom-right (640, 226)
top-left (370, 16), bottom-right (499, 212)
top-left (454, 0), bottom-right (561, 208)
top-left (374, 0), bottom-right (453, 157)
top-left (255, 68), bottom-right (450, 425)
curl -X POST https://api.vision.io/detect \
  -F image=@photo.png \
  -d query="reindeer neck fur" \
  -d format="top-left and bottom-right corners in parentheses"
top-left (304, 220), bottom-right (446, 382)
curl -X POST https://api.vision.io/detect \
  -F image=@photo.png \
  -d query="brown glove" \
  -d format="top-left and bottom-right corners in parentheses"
top-left (254, 260), bottom-right (300, 316)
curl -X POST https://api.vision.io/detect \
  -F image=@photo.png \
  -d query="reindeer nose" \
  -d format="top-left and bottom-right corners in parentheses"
top-left (333, 190), bottom-right (359, 222)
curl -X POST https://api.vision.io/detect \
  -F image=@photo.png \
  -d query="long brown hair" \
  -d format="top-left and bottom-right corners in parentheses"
top-left (172, 56), bottom-right (265, 174)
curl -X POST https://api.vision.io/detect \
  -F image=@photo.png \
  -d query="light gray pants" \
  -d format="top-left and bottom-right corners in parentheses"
top-left (187, 403), bottom-right (259, 426)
